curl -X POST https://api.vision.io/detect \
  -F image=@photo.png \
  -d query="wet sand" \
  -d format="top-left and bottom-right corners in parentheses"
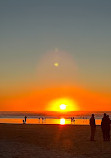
top-left (0, 124), bottom-right (111, 158)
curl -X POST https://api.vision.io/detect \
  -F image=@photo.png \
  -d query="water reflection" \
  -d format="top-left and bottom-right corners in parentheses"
top-left (0, 118), bottom-right (102, 125)
top-left (60, 118), bottom-right (65, 125)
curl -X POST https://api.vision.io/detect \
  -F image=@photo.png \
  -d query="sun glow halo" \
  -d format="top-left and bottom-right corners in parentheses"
top-left (48, 98), bottom-right (78, 111)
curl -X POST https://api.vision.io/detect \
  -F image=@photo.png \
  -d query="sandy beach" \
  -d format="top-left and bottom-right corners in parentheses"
top-left (0, 124), bottom-right (111, 158)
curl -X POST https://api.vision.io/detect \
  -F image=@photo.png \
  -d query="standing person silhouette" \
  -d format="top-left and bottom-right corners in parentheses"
top-left (25, 116), bottom-right (27, 123)
top-left (101, 113), bottom-right (107, 141)
top-left (90, 114), bottom-right (96, 141)
top-left (106, 115), bottom-right (110, 141)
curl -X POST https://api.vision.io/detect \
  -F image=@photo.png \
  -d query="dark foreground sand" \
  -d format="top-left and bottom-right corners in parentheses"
top-left (0, 124), bottom-right (111, 158)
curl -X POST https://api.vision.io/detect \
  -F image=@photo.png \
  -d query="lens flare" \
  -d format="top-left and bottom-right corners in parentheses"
top-left (54, 62), bottom-right (59, 67)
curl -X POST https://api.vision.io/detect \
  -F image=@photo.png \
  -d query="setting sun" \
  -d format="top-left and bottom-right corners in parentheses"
top-left (48, 98), bottom-right (78, 111)
top-left (60, 104), bottom-right (66, 110)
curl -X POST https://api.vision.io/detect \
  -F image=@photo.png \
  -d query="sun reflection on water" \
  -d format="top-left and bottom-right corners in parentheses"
top-left (0, 118), bottom-right (102, 125)
top-left (60, 118), bottom-right (65, 125)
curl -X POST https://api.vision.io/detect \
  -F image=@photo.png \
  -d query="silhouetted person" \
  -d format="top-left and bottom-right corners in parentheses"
top-left (25, 116), bottom-right (27, 123)
top-left (38, 117), bottom-right (40, 124)
top-left (73, 117), bottom-right (75, 124)
top-left (23, 120), bottom-right (25, 124)
top-left (71, 117), bottom-right (73, 123)
top-left (42, 117), bottom-right (44, 123)
top-left (106, 115), bottom-right (110, 141)
top-left (90, 114), bottom-right (96, 141)
top-left (71, 117), bottom-right (75, 124)
top-left (101, 113), bottom-right (107, 141)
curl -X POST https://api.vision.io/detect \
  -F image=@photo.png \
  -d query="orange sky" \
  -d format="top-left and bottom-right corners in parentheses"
top-left (0, 85), bottom-right (111, 111)
top-left (1, 1), bottom-right (111, 112)
top-left (0, 50), bottom-right (111, 111)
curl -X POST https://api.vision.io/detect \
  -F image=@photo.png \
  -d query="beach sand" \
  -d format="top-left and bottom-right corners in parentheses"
top-left (0, 124), bottom-right (111, 158)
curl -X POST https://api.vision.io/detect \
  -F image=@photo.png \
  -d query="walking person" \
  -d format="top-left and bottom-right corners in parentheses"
top-left (90, 114), bottom-right (96, 141)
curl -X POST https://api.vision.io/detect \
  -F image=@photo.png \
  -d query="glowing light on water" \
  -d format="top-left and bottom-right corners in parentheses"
top-left (60, 118), bottom-right (65, 125)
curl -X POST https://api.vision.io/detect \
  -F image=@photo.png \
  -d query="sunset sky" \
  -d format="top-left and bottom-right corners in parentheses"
top-left (0, 0), bottom-right (111, 111)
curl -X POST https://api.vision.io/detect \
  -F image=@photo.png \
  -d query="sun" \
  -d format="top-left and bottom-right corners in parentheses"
top-left (48, 98), bottom-right (78, 111)
top-left (60, 104), bottom-right (66, 110)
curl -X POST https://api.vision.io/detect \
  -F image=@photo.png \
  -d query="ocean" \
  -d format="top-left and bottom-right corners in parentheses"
top-left (0, 111), bottom-right (111, 125)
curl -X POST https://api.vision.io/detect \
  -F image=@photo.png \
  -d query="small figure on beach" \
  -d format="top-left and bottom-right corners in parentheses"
top-left (71, 117), bottom-right (75, 124)
top-left (23, 120), bottom-right (25, 124)
top-left (90, 114), bottom-right (96, 141)
top-left (23, 116), bottom-right (27, 124)
top-left (42, 117), bottom-right (44, 123)
top-left (101, 113), bottom-right (111, 141)
top-left (25, 116), bottom-right (27, 123)
top-left (71, 117), bottom-right (72, 122)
